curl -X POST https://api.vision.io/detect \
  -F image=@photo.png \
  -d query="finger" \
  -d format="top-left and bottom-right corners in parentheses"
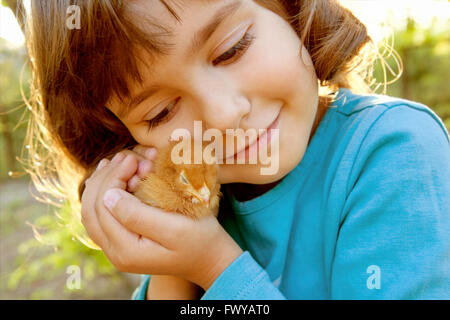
top-left (132, 145), bottom-right (149, 158)
top-left (94, 186), bottom-right (172, 267)
top-left (111, 152), bottom-right (126, 164)
top-left (122, 151), bottom-right (153, 179)
top-left (81, 182), bottom-right (109, 249)
top-left (94, 154), bottom-right (139, 236)
top-left (133, 145), bottom-right (158, 160)
top-left (106, 154), bottom-right (139, 188)
top-left (86, 157), bottom-right (113, 182)
top-left (119, 151), bottom-right (152, 179)
top-left (120, 150), bottom-right (145, 162)
top-left (82, 153), bottom-right (130, 249)
top-left (103, 188), bottom-right (187, 246)
top-left (96, 158), bottom-right (109, 171)
top-left (127, 174), bottom-right (141, 192)
top-left (85, 158), bottom-right (110, 183)
top-left (137, 159), bottom-right (153, 179)
top-left (89, 152), bottom-right (126, 182)
top-left (145, 147), bottom-right (158, 160)
top-left (115, 149), bottom-right (155, 180)
top-left (95, 203), bottom-right (170, 272)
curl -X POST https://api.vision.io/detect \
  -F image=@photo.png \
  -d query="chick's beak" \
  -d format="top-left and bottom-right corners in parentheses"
top-left (192, 184), bottom-right (210, 207)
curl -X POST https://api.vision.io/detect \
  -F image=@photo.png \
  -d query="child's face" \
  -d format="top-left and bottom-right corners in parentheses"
top-left (108, 0), bottom-right (319, 185)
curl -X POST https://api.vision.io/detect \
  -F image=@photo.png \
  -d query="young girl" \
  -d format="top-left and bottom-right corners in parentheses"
top-left (24, 0), bottom-right (449, 299)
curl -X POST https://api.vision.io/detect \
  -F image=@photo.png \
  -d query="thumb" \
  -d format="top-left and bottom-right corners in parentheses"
top-left (103, 188), bottom-right (148, 231)
top-left (103, 188), bottom-right (129, 213)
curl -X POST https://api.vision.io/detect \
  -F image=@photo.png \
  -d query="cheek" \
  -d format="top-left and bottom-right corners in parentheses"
top-left (132, 104), bottom-right (205, 149)
top-left (239, 18), bottom-right (317, 103)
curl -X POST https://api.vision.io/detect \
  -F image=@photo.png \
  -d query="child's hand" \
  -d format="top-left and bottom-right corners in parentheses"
top-left (80, 153), bottom-right (243, 290)
top-left (82, 146), bottom-right (201, 298)
top-left (78, 145), bottom-right (156, 201)
top-left (124, 145), bottom-right (157, 192)
top-left (80, 146), bottom-right (155, 246)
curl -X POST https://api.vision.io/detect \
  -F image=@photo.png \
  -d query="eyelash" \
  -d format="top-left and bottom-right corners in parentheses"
top-left (212, 31), bottom-right (255, 66)
top-left (145, 97), bottom-right (180, 132)
top-left (145, 31), bottom-right (255, 131)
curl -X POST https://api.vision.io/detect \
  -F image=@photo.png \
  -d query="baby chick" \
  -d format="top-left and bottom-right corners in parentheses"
top-left (133, 139), bottom-right (222, 219)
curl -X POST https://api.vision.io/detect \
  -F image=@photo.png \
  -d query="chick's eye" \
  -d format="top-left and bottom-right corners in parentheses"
top-left (180, 172), bottom-right (189, 185)
top-left (213, 31), bottom-right (255, 66)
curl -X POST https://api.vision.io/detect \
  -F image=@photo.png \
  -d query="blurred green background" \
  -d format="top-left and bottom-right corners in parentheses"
top-left (1, 0), bottom-right (449, 299)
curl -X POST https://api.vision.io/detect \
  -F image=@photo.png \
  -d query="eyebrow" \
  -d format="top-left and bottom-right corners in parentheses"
top-left (121, 85), bottom-right (161, 119)
top-left (188, 1), bottom-right (242, 58)
top-left (123, 1), bottom-right (243, 119)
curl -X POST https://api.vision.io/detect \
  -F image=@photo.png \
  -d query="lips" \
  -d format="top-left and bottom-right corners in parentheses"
top-left (224, 110), bottom-right (281, 161)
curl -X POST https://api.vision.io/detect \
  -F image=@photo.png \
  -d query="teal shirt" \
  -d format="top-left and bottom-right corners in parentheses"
top-left (133, 88), bottom-right (450, 300)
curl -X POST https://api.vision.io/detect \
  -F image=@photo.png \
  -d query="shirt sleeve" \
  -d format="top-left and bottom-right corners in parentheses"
top-left (201, 251), bottom-right (286, 300)
top-left (131, 253), bottom-right (286, 300)
top-left (131, 274), bottom-right (151, 300)
top-left (331, 104), bottom-right (450, 299)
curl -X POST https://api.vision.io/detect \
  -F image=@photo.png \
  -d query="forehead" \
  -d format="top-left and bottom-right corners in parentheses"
top-left (126, 0), bottom-right (231, 35)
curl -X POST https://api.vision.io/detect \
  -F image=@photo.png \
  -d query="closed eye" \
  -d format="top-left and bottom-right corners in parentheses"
top-left (180, 171), bottom-right (190, 185)
top-left (144, 97), bottom-right (180, 132)
top-left (213, 31), bottom-right (255, 66)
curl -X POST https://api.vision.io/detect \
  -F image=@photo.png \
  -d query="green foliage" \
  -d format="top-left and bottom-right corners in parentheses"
top-left (374, 17), bottom-right (450, 129)
top-left (0, 38), bottom-right (30, 180)
top-left (5, 201), bottom-right (126, 299)
top-left (0, 31), bottom-right (137, 300)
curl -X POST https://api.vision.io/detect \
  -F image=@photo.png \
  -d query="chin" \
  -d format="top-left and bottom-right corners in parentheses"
top-left (217, 130), bottom-right (309, 185)
top-left (218, 156), bottom-right (299, 185)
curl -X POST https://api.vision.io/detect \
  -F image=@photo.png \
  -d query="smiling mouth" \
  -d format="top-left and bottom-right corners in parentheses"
top-left (223, 110), bottom-right (281, 161)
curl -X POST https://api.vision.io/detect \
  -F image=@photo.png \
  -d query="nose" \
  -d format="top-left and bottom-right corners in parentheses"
top-left (190, 74), bottom-right (251, 132)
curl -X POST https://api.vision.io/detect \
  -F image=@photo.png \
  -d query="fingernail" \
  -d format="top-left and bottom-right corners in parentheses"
top-left (104, 189), bottom-right (122, 211)
top-left (111, 152), bottom-right (125, 164)
top-left (145, 148), bottom-right (157, 159)
top-left (96, 159), bottom-right (108, 171)
top-left (128, 175), bottom-right (140, 191)
top-left (139, 160), bottom-right (151, 174)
